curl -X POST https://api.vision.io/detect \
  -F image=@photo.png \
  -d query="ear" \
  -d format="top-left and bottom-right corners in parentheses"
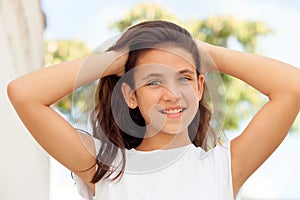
top-left (197, 74), bottom-right (205, 101)
top-left (121, 82), bottom-right (137, 109)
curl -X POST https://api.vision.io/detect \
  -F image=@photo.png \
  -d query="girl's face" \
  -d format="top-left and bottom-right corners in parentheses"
top-left (123, 47), bottom-right (204, 136)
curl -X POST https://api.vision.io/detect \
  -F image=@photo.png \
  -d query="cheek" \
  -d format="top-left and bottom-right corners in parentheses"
top-left (185, 93), bottom-right (199, 114)
top-left (135, 90), bottom-right (161, 119)
top-left (136, 87), bottom-right (162, 104)
top-left (182, 84), bottom-right (199, 100)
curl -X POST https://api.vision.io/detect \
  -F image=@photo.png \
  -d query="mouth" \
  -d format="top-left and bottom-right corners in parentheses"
top-left (159, 107), bottom-right (186, 115)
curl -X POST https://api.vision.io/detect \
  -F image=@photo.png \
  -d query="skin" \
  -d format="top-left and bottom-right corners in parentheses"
top-left (121, 48), bottom-right (204, 151)
top-left (202, 43), bottom-right (300, 195)
top-left (7, 41), bottom-right (300, 197)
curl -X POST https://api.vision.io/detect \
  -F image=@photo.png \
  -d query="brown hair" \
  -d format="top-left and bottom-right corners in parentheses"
top-left (90, 20), bottom-right (216, 184)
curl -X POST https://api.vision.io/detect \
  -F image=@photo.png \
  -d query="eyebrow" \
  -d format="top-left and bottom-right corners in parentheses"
top-left (142, 73), bottom-right (164, 81)
top-left (141, 69), bottom-right (196, 81)
top-left (176, 69), bottom-right (196, 76)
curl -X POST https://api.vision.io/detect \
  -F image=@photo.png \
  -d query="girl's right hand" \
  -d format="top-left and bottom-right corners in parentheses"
top-left (102, 51), bottom-right (128, 77)
top-left (6, 48), bottom-right (129, 194)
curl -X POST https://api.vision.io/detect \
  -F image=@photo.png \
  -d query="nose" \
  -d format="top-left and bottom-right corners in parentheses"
top-left (162, 86), bottom-right (183, 102)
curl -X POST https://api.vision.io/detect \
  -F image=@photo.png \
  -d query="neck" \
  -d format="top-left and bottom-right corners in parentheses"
top-left (135, 129), bottom-right (192, 151)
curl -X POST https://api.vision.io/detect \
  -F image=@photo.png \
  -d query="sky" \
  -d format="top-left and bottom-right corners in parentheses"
top-left (41, 0), bottom-right (300, 67)
top-left (41, 0), bottom-right (300, 199)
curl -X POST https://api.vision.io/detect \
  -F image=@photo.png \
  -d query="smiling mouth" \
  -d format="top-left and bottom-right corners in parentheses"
top-left (159, 108), bottom-right (186, 114)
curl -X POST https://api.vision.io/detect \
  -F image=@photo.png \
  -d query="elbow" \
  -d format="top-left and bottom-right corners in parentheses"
top-left (7, 79), bottom-right (28, 107)
top-left (271, 70), bottom-right (300, 107)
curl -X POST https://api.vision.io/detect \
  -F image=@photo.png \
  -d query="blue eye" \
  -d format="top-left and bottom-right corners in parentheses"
top-left (148, 80), bottom-right (161, 86)
top-left (179, 77), bottom-right (191, 83)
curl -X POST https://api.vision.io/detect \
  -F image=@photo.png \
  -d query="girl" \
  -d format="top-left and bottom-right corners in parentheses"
top-left (7, 20), bottom-right (300, 199)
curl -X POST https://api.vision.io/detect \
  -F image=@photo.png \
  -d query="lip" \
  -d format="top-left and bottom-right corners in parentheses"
top-left (158, 107), bottom-right (187, 119)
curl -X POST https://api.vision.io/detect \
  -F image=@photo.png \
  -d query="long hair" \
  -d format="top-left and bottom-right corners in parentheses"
top-left (90, 20), bottom-right (216, 184)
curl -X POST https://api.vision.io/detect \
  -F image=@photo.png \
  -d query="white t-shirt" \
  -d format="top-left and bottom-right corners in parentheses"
top-left (75, 140), bottom-right (234, 200)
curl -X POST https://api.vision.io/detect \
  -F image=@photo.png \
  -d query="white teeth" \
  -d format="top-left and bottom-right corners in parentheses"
top-left (163, 109), bottom-right (182, 114)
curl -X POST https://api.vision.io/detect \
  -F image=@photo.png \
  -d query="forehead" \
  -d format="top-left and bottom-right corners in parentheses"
top-left (135, 48), bottom-right (196, 74)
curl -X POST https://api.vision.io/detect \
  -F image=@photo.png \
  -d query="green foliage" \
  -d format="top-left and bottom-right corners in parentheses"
top-left (191, 16), bottom-right (271, 52)
top-left (45, 39), bottom-right (91, 64)
top-left (110, 3), bottom-right (181, 32)
top-left (44, 39), bottom-right (92, 115)
top-left (190, 15), bottom-right (270, 130)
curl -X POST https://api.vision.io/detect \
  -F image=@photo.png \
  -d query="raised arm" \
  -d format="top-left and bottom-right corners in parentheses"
top-left (7, 51), bottom-right (127, 191)
top-left (199, 42), bottom-right (300, 195)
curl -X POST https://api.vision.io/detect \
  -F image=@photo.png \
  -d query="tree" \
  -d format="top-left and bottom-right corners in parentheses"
top-left (44, 39), bottom-right (92, 119)
top-left (110, 3), bottom-right (181, 31)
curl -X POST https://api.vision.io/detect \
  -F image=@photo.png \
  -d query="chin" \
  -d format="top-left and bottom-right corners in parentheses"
top-left (160, 125), bottom-right (189, 135)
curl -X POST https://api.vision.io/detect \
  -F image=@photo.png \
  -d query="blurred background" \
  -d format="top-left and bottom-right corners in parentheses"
top-left (1, 0), bottom-right (300, 199)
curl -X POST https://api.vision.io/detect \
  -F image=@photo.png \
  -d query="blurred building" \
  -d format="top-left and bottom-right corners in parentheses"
top-left (0, 0), bottom-right (49, 199)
